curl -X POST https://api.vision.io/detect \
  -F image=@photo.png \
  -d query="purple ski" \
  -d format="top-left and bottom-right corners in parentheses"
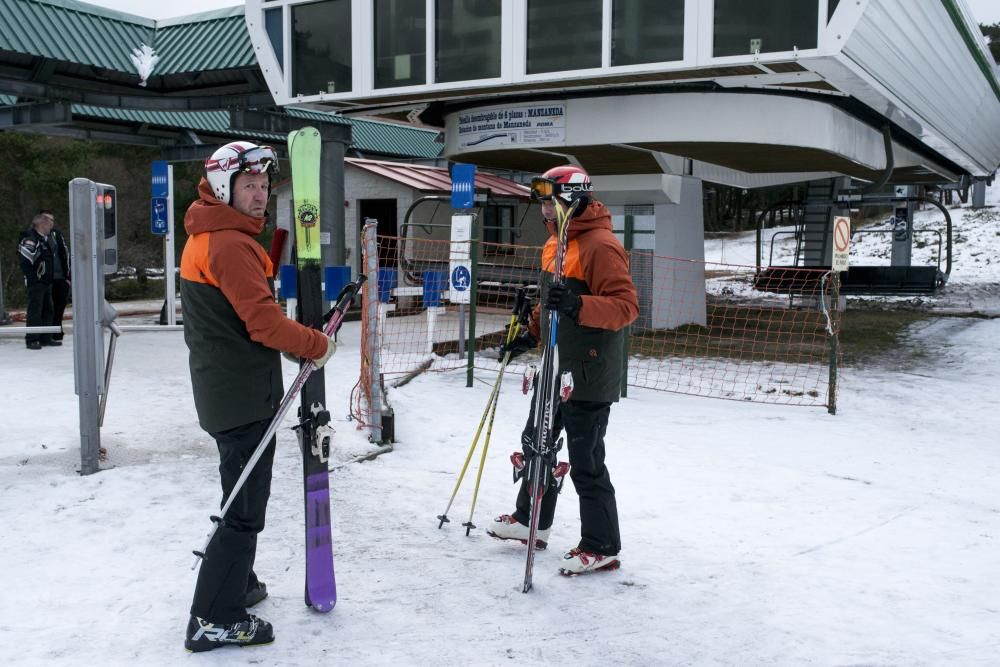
top-left (304, 472), bottom-right (336, 611)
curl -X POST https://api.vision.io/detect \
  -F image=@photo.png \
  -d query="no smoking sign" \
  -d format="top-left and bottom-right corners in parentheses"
top-left (832, 216), bottom-right (851, 271)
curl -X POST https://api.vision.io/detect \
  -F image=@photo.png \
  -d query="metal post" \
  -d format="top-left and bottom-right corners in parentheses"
top-left (0, 326), bottom-right (62, 337)
top-left (891, 185), bottom-right (915, 267)
top-left (364, 221), bottom-right (384, 443)
top-left (320, 138), bottom-right (348, 278)
top-left (69, 178), bottom-right (104, 475)
top-left (165, 165), bottom-right (176, 325)
top-left (99, 323), bottom-right (122, 426)
top-left (621, 215), bottom-right (633, 399)
top-left (827, 272), bottom-right (840, 416)
top-left (466, 212), bottom-right (479, 388)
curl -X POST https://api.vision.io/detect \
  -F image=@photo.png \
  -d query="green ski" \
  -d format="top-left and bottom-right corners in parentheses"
top-left (288, 126), bottom-right (337, 612)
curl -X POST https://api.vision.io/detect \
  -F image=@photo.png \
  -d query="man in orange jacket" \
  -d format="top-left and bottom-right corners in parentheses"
top-left (180, 141), bottom-right (335, 652)
top-left (489, 165), bottom-right (639, 575)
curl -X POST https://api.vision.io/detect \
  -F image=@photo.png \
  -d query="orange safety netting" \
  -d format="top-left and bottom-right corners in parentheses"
top-left (353, 235), bottom-right (838, 432)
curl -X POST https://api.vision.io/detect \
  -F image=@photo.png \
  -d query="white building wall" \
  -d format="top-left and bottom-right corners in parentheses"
top-left (599, 174), bottom-right (706, 329)
top-left (652, 177), bottom-right (706, 328)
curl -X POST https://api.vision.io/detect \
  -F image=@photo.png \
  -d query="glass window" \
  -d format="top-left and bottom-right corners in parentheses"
top-left (292, 0), bottom-right (352, 95)
top-left (436, 0), bottom-right (502, 83)
top-left (828, 0), bottom-right (840, 22)
top-left (374, 0), bottom-right (426, 89)
top-left (264, 7), bottom-right (283, 70)
top-left (713, 0), bottom-right (817, 57)
top-left (526, 0), bottom-right (602, 75)
top-left (611, 0), bottom-right (683, 66)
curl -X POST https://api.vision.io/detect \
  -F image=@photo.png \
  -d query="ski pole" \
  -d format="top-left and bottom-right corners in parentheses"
top-left (437, 289), bottom-right (530, 529)
top-left (192, 275), bottom-right (366, 570)
top-left (461, 380), bottom-right (501, 535)
top-left (462, 290), bottom-right (533, 534)
top-left (436, 318), bottom-right (520, 528)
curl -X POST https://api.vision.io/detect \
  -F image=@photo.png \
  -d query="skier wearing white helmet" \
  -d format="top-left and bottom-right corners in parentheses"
top-left (180, 140), bottom-right (335, 652)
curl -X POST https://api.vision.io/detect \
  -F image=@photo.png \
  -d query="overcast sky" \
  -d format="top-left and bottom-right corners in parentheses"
top-left (84, 0), bottom-right (1000, 24)
top-left (966, 0), bottom-right (1000, 25)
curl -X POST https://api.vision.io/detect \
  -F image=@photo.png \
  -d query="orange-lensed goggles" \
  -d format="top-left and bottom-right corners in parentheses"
top-left (530, 177), bottom-right (556, 201)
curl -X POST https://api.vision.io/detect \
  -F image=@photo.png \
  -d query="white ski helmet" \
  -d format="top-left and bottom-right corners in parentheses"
top-left (204, 141), bottom-right (279, 204)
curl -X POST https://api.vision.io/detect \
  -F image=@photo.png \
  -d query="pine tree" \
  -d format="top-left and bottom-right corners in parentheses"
top-left (981, 22), bottom-right (1000, 64)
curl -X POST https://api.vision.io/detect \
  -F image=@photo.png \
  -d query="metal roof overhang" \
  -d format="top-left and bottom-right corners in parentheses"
top-left (0, 1), bottom-right (268, 108)
top-left (346, 157), bottom-right (530, 199)
top-left (443, 92), bottom-right (961, 186)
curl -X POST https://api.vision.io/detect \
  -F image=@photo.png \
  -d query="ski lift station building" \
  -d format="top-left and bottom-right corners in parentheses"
top-left (1, 1), bottom-right (998, 325)
top-left (246, 0), bottom-right (1000, 323)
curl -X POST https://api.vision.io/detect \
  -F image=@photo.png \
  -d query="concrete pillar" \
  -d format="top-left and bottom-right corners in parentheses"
top-left (972, 180), bottom-right (986, 208)
top-left (596, 173), bottom-right (706, 329)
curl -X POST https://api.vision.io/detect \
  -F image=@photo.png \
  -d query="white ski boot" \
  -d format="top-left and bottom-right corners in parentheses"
top-left (558, 548), bottom-right (621, 575)
top-left (486, 514), bottom-right (550, 549)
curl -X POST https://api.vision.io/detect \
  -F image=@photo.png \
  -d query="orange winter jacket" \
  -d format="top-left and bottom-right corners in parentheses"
top-left (180, 178), bottom-right (327, 432)
top-left (530, 200), bottom-right (639, 403)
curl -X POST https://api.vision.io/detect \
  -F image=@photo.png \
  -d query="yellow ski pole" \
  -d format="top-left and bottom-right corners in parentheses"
top-left (437, 293), bottom-right (528, 529)
top-left (462, 374), bottom-right (503, 534)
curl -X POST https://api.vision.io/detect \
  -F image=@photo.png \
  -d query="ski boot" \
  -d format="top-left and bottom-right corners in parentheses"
top-left (558, 548), bottom-right (621, 576)
top-left (487, 514), bottom-right (549, 549)
top-left (184, 614), bottom-right (274, 652)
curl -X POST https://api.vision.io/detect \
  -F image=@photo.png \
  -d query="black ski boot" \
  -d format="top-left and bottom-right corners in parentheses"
top-left (245, 581), bottom-right (268, 608)
top-left (184, 614), bottom-right (274, 652)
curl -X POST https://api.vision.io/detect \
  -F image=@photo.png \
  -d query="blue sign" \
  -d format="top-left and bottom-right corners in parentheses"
top-left (151, 198), bottom-right (168, 235)
top-left (451, 163), bottom-right (476, 209)
top-left (451, 265), bottom-right (471, 291)
top-left (151, 160), bottom-right (169, 198)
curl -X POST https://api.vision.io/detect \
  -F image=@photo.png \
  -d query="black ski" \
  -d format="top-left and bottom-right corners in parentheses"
top-left (519, 194), bottom-right (578, 593)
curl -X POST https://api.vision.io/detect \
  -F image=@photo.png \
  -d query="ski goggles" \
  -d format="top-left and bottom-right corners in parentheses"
top-left (236, 145), bottom-right (279, 175)
top-left (530, 176), bottom-right (592, 204)
top-left (206, 145), bottom-right (280, 176)
top-left (529, 177), bottom-right (556, 201)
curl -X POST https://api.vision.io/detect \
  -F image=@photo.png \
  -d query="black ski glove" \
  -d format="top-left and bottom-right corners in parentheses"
top-left (498, 328), bottom-right (537, 360)
top-left (544, 282), bottom-right (582, 321)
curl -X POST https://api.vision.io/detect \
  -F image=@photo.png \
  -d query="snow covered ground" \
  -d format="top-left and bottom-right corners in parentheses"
top-left (2, 189), bottom-right (999, 665)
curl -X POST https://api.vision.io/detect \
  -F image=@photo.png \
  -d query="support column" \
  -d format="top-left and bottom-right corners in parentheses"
top-left (891, 185), bottom-right (916, 267)
top-left (321, 137), bottom-right (348, 273)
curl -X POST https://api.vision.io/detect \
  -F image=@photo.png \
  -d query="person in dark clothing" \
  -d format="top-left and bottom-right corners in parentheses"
top-left (180, 141), bottom-right (336, 652)
top-left (39, 211), bottom-right (71, 341)
top-left (488, 165), bottom-right (639, 576)
top-left (17, 213), bottom-right (58, 349)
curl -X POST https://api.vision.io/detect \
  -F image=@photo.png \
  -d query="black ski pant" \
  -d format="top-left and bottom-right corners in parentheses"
top-left (190, 417), bottom-right (276, 624)
top-left (25, 283), bottom-right (53, 346)
top-left (512, 399), bottom-right (621, 556)
top-left (51, 279), bottom-right (70, 340)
